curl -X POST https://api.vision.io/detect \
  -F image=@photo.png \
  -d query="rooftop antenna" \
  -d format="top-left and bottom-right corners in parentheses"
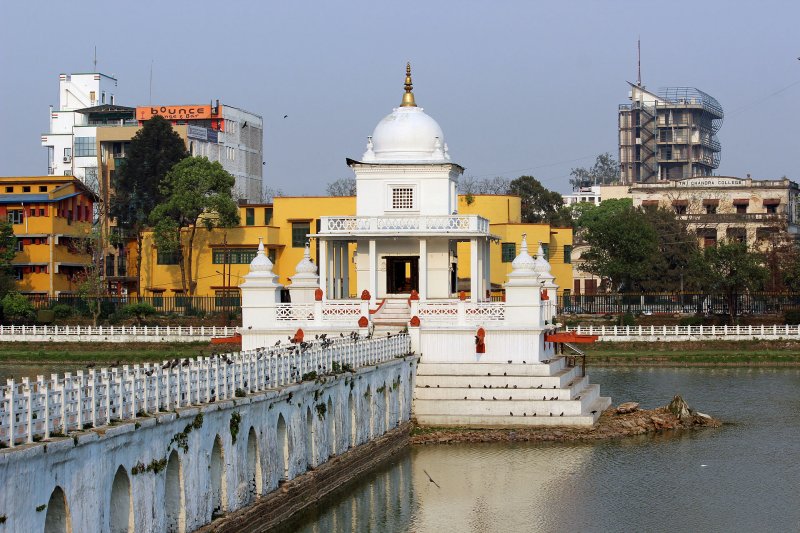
top-left (93, 46), bottom-right (97, 72)
top-left (637, 37), bottom-right (642, 87)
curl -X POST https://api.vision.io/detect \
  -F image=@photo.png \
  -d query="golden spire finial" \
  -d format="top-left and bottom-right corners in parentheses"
top-left (400, 62), bottom-right (417, 107)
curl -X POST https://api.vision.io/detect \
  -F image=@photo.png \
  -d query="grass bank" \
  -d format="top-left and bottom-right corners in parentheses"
top-left (586, 339), bottom-right (800, 366)
top-left (0, 342), bottom-right (242, 365)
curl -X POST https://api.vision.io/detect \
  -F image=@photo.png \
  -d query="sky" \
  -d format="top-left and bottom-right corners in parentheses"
top-left (1, 1), bottom-right (798, 196)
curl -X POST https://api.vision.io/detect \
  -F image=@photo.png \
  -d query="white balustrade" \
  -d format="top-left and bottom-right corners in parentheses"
top-left (0, 325), bottom-right (236, 340)
top-left (0, 334), bottom-right (410, 447)
top-left (320, 215), bottom-right (490, 235)
top-left (417, 300), bottom-right (505, 323)
top-left (320, 301), bottom-right (362, 322)
top-left (567, 324), bottom-right (800, 339)
top-left (275, 303), bottom-right (315, 321)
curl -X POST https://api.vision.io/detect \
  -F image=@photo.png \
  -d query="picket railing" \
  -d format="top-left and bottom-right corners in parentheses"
top-left (567, 324), bottom-right (800, 338)
top-left (0, 325), bottom-right (237, 339)
top-left (0, 334), bottom-right (411, 447)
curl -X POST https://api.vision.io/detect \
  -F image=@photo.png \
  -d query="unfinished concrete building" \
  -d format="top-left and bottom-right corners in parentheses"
top-left (619, 83), bottom-right (724, 184)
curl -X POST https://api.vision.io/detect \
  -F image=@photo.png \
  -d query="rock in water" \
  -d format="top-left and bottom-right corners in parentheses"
top-left (668, 395), bottom-right (692, 421)
top-left (616, 401), bottom-right (640, 414)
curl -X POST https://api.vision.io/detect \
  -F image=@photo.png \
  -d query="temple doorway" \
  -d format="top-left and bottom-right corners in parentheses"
top-left (386, 256), bottom-right (418, 294)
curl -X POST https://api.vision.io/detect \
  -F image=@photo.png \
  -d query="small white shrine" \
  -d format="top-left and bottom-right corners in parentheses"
top-left (239, 65), bottom-right (610, 425)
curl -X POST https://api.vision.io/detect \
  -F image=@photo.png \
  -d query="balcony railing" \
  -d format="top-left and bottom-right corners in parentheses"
top-left (319, 215), bottom-right (490, 235)
top-left (678, 213), bottom-right (787, 224)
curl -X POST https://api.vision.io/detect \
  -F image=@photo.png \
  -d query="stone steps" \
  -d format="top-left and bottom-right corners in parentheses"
top-left (414, 375), bottom-right (590, 401)
top-left (414, 367), bottom-right (582, 390)
top-left (416, 359), bottom-right (567, 377)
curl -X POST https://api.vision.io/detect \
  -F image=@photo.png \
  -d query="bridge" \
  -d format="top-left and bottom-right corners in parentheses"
top-left (0, 334), bottom-right (415, 532)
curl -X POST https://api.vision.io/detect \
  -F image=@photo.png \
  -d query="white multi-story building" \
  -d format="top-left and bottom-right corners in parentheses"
top-left (41, 72), bottom-right (121, 188)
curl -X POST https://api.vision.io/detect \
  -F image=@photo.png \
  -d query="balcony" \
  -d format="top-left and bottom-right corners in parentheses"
top-left (318, 215), bottom-right (490, 236)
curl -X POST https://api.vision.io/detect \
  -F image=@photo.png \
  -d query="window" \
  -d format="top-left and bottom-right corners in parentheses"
top-left (245, 208), bottom-right (255, 226)
top-left (674, 205), bottom-right (687, 215)
top-left (157, 250), bottom-right (181, 265)
top-left (4, 187), bottom-right (11, 193)
top-left (542, 243), bottom-right (549, 260)
top-left (39, 186), bottom-right (47, 192)
top-left (15, 240), bottom-right (23, 252)
top-left (292, 222), bottom-right (310, 248)
top-left (564, 245), bottom-right (572, 264)
top-left (705, 204), bottom-right (717, 214)
top-left (212, 248), bottom-right (257, 264)
top-left (501, 242), bottom-right (516, 262)
top-left (74, 137), bottom-right (97, 157)
top-left (736, 203), bottom-right (748, 214)
top-left (39, 208), bottom-right (45, 217)
top-left (391, 187), bottom-right (414, 210)
top-left (7, 210), bottom-right (23, 225)
top-left (22, 186), bottom-right (30, 193)
top-left (13, 269), bottom-right (22, 281)
top-left (89, 91), bottom-right (96, 103)
top-left (264, 207), bottom-right (273, 225)
top-left (268, 249), bottom-right (277, 264)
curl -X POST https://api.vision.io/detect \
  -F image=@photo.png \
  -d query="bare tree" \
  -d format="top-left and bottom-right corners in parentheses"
top-left (326, 177), bottom-right (357, 196)
top-left (458, 176), bottom-right (511, 195)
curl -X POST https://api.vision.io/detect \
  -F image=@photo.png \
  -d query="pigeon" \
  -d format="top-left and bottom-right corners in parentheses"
top-left (283, 114), bottom-right (288, 119)
top-left (464, 396), bottom-right (468, 400)
top-left (492, 396), bottom-right (496, 401)
top-left (468, 384), bottom-right (471, 388)
top-left (480, 397), bottom-right (484, 401)
top-left (510, 412), bottom-right (513, 416)
top-left (537, 384), bottom-right (543, 389)
top-left (507, 360), bottom-right (512, 364)
top-left (591, 410), bottom-right (598, 415)
top-left (560, 412), bottom-right (564, 417)
top-left (423, 469), bottom-right (440, 489)
top-left (503, 372), bottom-right (507, 376)
top-left (532, 412), bottom-right (536, 416)
top-left (549, 412), bottom-right (553, 416)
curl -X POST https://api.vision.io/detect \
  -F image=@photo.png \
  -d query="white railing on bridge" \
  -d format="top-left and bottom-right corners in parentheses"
top-left (0, 333), bottom-right (411, 447)
top-left (416, 300), bottom-right (505, 323)
top-left (0, 325), bottom-right (237, 339)
top-left (567, 324), bottom-right (800, 339)
top-left (320, 215), bottom-right (490, 235)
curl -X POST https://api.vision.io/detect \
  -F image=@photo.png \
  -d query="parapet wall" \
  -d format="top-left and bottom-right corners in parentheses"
top-left (0, 356), bottom-right (416, 533)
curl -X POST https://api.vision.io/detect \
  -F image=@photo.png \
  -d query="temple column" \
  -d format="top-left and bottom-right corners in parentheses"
top-left (369, 239), bottom-right (377, 306)
top-left (342, 243), bottom-right (350, 299)
top-left (333, 242), bottom-right (342, 299)
top-left (483, 238), bottom-right (491, 299)
top-left (419, 238), bottom-right (428, 300)
top-left (470, 238), bottom-right (479, 302)
top-left (318, 239), bottom-right (327, 300)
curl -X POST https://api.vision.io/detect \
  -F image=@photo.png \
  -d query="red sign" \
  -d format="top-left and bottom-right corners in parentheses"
top-left (137, 105), bottom-right (212, 121)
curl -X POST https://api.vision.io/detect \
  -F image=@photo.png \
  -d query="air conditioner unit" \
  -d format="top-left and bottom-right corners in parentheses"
top-left (63, 156), bottom-right (72, 163)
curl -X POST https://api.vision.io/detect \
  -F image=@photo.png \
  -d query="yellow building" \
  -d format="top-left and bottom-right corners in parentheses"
top-left (0, 176), bottom-right (97, 296)
top-left (138, 194), bottom-right (572, 298)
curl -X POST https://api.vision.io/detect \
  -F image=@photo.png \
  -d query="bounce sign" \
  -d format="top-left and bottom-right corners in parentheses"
top-left (137, 105), bottom-right (212, 121)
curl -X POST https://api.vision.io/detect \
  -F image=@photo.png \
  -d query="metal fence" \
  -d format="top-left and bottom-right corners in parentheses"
top-left (26, 295), bottom-right (242, 318)
top-left (558, 292), bottom-right (800, 315)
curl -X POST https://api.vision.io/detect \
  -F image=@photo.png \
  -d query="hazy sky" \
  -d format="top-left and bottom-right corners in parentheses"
top-left (1, 1), bottom-right (798, 196)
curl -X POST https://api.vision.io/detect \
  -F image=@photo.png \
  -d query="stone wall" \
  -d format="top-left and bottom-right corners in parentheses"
top-left (0, 356), bottom-right (416, 533)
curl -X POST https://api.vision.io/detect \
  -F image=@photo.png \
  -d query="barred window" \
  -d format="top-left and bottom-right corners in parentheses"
top-left (563, 245), bottom-right (572, 264)
top-left (74, 137), bottom-right (97, 157)
top-left (542, 243), bottom-right (549, 260)
top-left (7, 210), bottom-right (24, 225)
top-left (391, 187), bottom-right (414, 209)
top-left (157, 250), bottom-right (181, 265)
top-left (292, 222), bottom-right (310, 248)
top-left (501, 242), bottom-right (516, 263)
top-left (212, 248), bottom-right (257, 264)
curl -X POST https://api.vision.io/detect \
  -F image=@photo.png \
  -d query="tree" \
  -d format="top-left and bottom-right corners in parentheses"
top-left (695, 240), bottom-right (768, 323)
top-left (638, 207), bottom-right (702, 292)
top-left (580, 202), bottom-right (658, 292)
top-left (74, 227), bottom-right (105, 325)
top-left (508, 176), bottom-right (565, 224)
top-left (0, 220), bottom-right (18, 299)
top-left (110, 116), bottom-right (188, 294)
top-left (325, 177), bottom-right (357, 196)
top-left (458, 176), bottom-right (511, 195)
top-left (150, 157), bottom-right (240, 295)
top-left (1, 292), bottom-right (35, 323)
top-left (569, 153), bottom-right (621, 190)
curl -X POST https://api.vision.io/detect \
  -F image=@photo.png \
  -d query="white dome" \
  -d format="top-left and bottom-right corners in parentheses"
top-left (511, 235), bottom-right (536, 272)
top-left (249, 238), bottom-right (274, 273)
top-left (364, 106), bottom-right (448, 162)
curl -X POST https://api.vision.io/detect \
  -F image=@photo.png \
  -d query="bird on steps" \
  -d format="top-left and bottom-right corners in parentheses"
top-left (464, 396), bottom-right (468, 400)
top-left (492, 396), bottom-right (496, 400)
top-left (510, 412), bottom-right (513, 416)
top-left (537, 384), bottom-right (543, 389)
top-left (468, 384), bottom-right (471, 388)
top-left (480, 397), bottom-right (484, 401)
top-left (591, 410), bottom-right (598, 415)
top-left (560, 412), bottom-right (564, 416)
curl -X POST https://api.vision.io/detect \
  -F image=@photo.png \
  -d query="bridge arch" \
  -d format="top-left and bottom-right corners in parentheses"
top-left (109, 465), bottom-right (133, 533)
top-left (305, 407), bottom-right (315, 469)
top-left (327, 396), bottom-right (336, 457)
top-left (276, 413), bottom-right (289, 482)
top-left (246, 427), bottom-right (262, 502)
top-left (210, 435), bottom-right (227, 518)
top-left (165, 450), bottom-right (185, 533)
top-left (43, 485), bottom-right (71, 533)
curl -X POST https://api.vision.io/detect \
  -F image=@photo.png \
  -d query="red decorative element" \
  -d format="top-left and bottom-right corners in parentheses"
top-left (541, 290), bottom-right (549, 301)
top-left (544, 332), bottom-right (598, 344)
top-left (459, 291), bottom-right (467, 301)
top-left (475, 327), bottom-right (486, 354)
top-left (501, 293), bottom-right (506, 302)
top-left (369, 299), bottom-right (386, 315)
top-left (409, 315), bottom-right (421, 327)
top-left (211, 332), bottom-right (242, 345)
top-left (358, 316), bottom-right (369, 328)
top-left (361, 289), bottom-right (371, 301)
top-left (314, 288), bottom-right (323, 301)
top-left (292, 328), bottom-right (304, 344)
top-left (409, 290), bottom-right (420, 301)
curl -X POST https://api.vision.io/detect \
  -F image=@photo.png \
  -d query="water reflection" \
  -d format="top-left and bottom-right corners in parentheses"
top-left (289, 368), bottom-right (800, 533)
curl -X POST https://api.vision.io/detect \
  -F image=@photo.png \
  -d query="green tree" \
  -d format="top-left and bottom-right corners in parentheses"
top-left (74, 228), bottom-right (106, 325)
top-left (580, 202), bottom-right (658, 291)
top-left (0, 220), bottom-right (18, 299)
top-left (569, 152), bottom-right (621, 190)
top-left (2, 292), bottom-right (35, 323)
top-left (150, 157), bottom-right (240, 295)
top-left (325, 177), bottom-right (357, 196)
top-left (110, 116), bottom-right (188, 294)
top-left (508, 175), bottom-right (565, 224)
top-left (639, 207), bottom-right (701, 292)
top-left (695, 240), bottom-right (768, 323)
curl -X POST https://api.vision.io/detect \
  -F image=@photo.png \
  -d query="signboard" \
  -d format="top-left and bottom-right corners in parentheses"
top-left (206, 129), bottom-right (218, 143)
top-left (136, 105), bottom-right (212, 121)
top-left (187, 125), bottom-right (207, 141)
top-left (676, 177), bottom-right (746, 188)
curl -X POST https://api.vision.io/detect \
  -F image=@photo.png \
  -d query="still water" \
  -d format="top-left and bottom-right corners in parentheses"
top-left (289, 367), bottom-right (800, 533)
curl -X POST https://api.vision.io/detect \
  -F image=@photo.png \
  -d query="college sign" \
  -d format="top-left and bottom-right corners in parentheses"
top-left (137, 105), bottom-right (212, 121)
top-left (676, 177), bottom-right (746, 187)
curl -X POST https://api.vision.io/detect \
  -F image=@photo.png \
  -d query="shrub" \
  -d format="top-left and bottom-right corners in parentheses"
top-left (2, 292), bottom-right (35, 323)
top-left (122, 302), bottom-right (157, 323)
top-left (784, 310), bottom-right (800, 325)
top-left (51, 304), bottom-right (73, 319)
top-left (617, 311), bottom-right (635, 327)
top-left (679, 315), bottom-right (704, 327)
